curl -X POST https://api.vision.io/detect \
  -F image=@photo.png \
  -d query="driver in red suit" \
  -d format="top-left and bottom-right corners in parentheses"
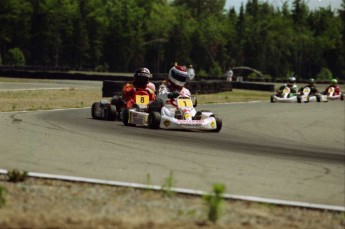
top-left (111, 68), bottom-right (156, 111)
top-left (323, 79), bottom-right (341, 96)
top-left (122, 68), bottom-right (156, 107)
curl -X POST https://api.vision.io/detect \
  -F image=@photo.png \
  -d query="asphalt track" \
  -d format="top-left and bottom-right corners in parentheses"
top-left (1, 100), bottom-right (344, 206)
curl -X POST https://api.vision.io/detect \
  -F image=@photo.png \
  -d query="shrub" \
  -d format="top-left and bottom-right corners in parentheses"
top-left (7, 169), bottom-right (28, 182)
top-left (161, 171), bottom-right (175, 197)
top-left (203, 183), bottom-right (226, 223)
top-left (7, 48), bottom-right (25, 66)
top-left (0, 185), bottom-right (5, 207)
top-left (316, 68), bottom-right (333, 81)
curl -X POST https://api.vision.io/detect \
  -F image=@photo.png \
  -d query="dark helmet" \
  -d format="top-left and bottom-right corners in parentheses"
top-left (168, 65), bottom-right (188, 87)
top-left (308, 78), bottom-right (315, 86)
top-left (134, 68), bottom-right (151, 87)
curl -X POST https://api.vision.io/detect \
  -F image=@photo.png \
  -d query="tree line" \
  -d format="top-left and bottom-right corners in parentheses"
top-left (0, 0), bottom-right (344, 80)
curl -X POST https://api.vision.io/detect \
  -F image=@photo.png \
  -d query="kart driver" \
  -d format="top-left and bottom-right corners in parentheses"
top-left (298, 78), bottom-right (318, 95)
top-left (156, 65), bottom-right (196, 118)
top-left (277, 76), bottom-right (298, 96)
top-left (111, 67), bottom-right (156, 110)
top-left (323, 79), bottom-right (341, 96)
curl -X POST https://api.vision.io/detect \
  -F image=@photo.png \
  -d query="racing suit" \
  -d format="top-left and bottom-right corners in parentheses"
top-left (277, 84), bottom-right (298, 97)
top-left (157, 80), bottom-right (196, 118)
top-left (323, 85), bottom-right (341, 96)
top-left (298, 85), bottom-right (318, 95)
top-left (122, 81), bottom-right (156, 108)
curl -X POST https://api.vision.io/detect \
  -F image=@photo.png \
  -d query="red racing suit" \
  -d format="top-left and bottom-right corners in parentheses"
top-left (122, 81), bottom-right (156, 108)
top-left (323, 85), bottom-right (341, 96)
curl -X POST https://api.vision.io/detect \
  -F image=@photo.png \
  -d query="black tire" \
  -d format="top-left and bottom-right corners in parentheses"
top-left (107, 105), bottom-right (117, 121)
top-left (122, 108), bottom-right (130, 126)
top-left (91, 102), bottom-right (100, 119)
top-left (270, 95), bottom-right (275, 103)
top-left (148, 99), bottom-right (163, 113)
top-left (192, 96), bottom-right (198, 107)
top-left (341, 94), bottom-right (344, 101)
top-left (297, 95), bottom-right (301, 103)
top-left (211, 114), bottom-right (222, 132)
top-left (316, 94), bottom-right (321, 102)
top-left (148, 111), bottom-right (161, 129)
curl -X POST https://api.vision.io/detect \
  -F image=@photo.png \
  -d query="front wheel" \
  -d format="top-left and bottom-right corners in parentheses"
top-left (297, 95), bottom-right (302, 103)
top-left (211, 114), bottom-right (222, 132)
top-left (148, 111), bottom-right (161, 129)
top-left (341, 94), bottom-right (344, 101)
top-left (122, 108), bottom-right (130, 126)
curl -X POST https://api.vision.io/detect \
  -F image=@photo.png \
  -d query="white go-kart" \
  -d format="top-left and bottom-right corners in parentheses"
top-left (297, 87), bottom-right (327, 103)
top-left (325, 87), bottom-right (344, 101)
top-left (270, 87), bottom-right (297, 103)
top-left (123, 95), bottom-right (222, 132)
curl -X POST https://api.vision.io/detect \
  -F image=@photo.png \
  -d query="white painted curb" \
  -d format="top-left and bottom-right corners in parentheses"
top-left (0, 169), bottom-right (344, 212)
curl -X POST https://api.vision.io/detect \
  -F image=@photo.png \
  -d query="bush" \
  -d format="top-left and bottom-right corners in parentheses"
top-left (316, 68), bottom-right (333, 81)
top-left (7, 48), bottom-right (25, 66)
top-left (7, 169), bottom-right (28, 182)
top-left (0, 185), bottom-right (5, 207)
top-left (203, 183), bottom-right (226, 223)
top-left (209, 63), bottom-right (222, 77)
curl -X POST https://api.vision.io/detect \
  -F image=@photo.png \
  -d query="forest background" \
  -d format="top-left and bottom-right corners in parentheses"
top-left (0, 0), bottom-right (344, 81)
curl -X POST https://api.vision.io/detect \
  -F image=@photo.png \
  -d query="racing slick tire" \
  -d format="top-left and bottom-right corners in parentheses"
top-left (270, 95), bottom-right (275, 103)
top-left (148, 111), bottom-right (161, 129)
top-left (91, 102), bottom-right (100, 119)
top-left (341, 94), bottom-right (344, 101)
top-left (106, 105), bottom-right (117, 121)
top-left (297, 95), bottom-right (302, 103)
top-left (192, 96), bottom-right (198, 107)
top-left (211, 114), bottom-right (222, 133)
top-left (316, 94), bottom-right (321, 102)
top-left (122, 108), bottom-right (130, 126)
top-left (148, 99), bottom-right (163, 113)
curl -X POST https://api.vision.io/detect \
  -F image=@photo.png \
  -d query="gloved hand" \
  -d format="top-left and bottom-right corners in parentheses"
top-left (167, 91), bottom-right (180, 99)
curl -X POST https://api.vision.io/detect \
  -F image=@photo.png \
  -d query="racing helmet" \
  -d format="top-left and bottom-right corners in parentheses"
top-left (331, 79), bottom-right (337, 86)
top-left (287, 76), bottom-right (296, 86)
top-left (168, 65), bottom-right (188, 87)
top-left (308, 78), bottom-right (315, 86)
top-left (134, 68), bottom-right (151, 87)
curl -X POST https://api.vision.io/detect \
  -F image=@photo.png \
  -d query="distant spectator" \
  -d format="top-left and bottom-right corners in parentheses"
top-left (226, 66), bottom-right (233, 82)
top-left (187, 64), bottom-right (195, 80)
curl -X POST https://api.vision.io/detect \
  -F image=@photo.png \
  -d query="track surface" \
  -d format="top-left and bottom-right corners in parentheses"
top-left (0, 101), bottom-right (344, 206)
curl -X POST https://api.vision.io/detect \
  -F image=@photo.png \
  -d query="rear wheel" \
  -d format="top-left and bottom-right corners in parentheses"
top-left (341, 94), bottom-right (344, 101)
top-left (148, 112), bottom-right (161, 129)
top-left (91, 102), bottom-right (100, 119)
top-left (316, 94), bottom-right (321, 102)
top-left (270, 95), bottom-right (275, 103)
top-left (107, 105), bottom-right (117, 121)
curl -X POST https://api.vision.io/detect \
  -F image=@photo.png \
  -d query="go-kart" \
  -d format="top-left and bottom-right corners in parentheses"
top-left (270, 87), bottom-right (297, 103)
top-left (91, 89), bottom-right (155, 121)
top-left (147, 95), bottom-right (222, 132)
top-left (91, 99), bottom-right (118, 121)
top-left (297, 87), bottom-right (327, 103)
top-left (122, 90), bottom-right (152, 126)
top-left (325, 87), bottom-right (344, 101)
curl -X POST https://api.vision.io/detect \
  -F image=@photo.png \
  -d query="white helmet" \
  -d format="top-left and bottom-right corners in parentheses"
top-left (168, 66), bottom-right (188, 87)
top-left (289, 76), bottom-right (296, 83)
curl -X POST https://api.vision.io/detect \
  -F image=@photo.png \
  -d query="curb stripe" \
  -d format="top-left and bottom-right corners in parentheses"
top-left (0, 169), bottom-right (343, 212)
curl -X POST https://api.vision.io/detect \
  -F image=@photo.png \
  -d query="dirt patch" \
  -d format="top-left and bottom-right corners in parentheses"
top-left (0, 175), bottom-right (343, 229)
